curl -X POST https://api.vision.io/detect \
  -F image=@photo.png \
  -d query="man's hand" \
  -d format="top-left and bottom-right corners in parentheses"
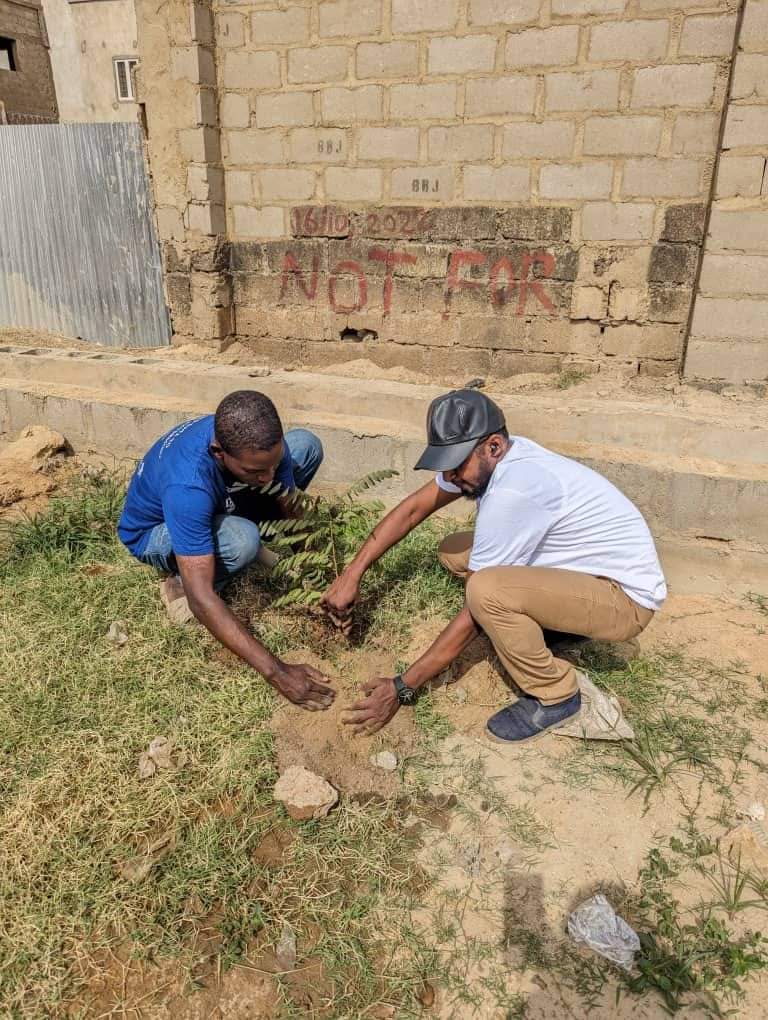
top-left (343, 677), bottom-right (400, 735)
top-left (270, 662), bottom-right (336, 711)
top-left (321, 574), bottom-right (360, 635)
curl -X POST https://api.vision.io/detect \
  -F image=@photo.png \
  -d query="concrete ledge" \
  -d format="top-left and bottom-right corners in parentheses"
top-left (1, 345), bottom-right (767, 596)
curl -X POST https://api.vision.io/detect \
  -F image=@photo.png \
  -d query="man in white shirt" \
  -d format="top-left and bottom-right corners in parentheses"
top-left (322, 389), bottom-right (666, 744)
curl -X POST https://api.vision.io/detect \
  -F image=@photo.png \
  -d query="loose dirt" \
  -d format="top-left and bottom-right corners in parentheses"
top-left (0, 424), bottom-right (72, 518)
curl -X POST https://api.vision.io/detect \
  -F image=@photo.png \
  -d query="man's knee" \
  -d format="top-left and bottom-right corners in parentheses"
top-left (438, 531), bottom-right (473, 576)
top-left (213, 515), bottom-right (261, 574)
top-left (286, 428), bottom-right (324, 483)
top-left (465, 569), bottom-right (496, 617)
top-left (466, 568), bottom-right (528, 621)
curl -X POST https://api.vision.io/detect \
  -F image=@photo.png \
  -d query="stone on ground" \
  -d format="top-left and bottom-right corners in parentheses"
top-left (273, 765), bottom-right (338, 821)
top-left (370, 750), bottom-right (398, 771)
top-left (0, 425), bottom-right (68, 469)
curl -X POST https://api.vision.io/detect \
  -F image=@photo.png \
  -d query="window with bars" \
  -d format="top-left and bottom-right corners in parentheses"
top-left (114, 57), bottom-right (138, 102)
top-left (0, 37), bottom-right (17, 72)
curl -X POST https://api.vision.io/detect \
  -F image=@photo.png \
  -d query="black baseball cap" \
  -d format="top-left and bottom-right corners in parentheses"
top-left (414, 389), bottom-right (506, 472)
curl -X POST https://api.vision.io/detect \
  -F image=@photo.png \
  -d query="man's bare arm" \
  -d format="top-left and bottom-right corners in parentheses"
top-left (322, 480), bottom-right (460, 627)
top-left (177, 554), bottom-right (334, 710)
top-left (343, 604), bottom-right (479, 733)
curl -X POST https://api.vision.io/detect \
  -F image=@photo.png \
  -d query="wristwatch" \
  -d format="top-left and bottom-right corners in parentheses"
top-left (393, 674), bottom-right (417, 706)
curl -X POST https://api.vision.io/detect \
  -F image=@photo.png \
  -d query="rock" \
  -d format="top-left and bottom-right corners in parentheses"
top-left (138, 735), bottom-right (175, 779)
top-left (737, 801), bottom-right (766, 822)
top-left (370, 750), bottom-right (398, 772)
top-left (273, 765), bottom-right (338, 821)
top-left (452, 686), bottom-right (468, 705)
top-left (0, 425), bottom-right (68, 470)
top-left (722, 823), bottom-right (768, 873)
top-left (106, 620), bottom-right (129, 647)
top-left (275, 922), bottom-right (297, 970)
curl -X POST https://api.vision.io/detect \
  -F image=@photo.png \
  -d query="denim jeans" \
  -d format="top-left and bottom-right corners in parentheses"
top-left (137, 428), bottom-right (322, 589)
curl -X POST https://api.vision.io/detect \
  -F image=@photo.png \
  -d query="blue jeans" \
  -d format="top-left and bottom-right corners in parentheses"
top-left (137, 428), bottom-right (323, 589)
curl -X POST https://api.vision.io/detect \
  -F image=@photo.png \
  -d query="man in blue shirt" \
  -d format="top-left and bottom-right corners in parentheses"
top-left (118, 390), bottom-right (335, 711)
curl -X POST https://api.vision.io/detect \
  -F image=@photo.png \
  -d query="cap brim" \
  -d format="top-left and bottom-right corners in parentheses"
top-left (414, 437), bottom-right (479, 472)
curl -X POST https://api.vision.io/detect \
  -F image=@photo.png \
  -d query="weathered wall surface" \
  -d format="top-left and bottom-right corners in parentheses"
top-left (686, 0), bottom-right (768, 384)
top-left (137, 0), bottom-right (768, 383)
top-left (42, 0), bottom-right (139, 123)
top-left (0, 0), bottom-right (58, 122)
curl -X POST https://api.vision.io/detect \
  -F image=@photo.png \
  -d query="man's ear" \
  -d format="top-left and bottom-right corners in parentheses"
top-left (486, 433), bottom-right (504, 459)
top-left (209, 440), bottom-right (225, 462)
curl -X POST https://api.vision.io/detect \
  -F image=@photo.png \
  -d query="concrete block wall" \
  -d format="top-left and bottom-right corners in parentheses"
top-left (0, 0), bottom-right (58, 121)
top-left (685, 0), bottom-right (768, 384)
top-left (135, 0), bottom-right (767, 382)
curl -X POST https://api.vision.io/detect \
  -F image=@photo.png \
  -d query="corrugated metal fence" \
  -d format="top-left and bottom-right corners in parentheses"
top-left (0, 123), bottom-right (170, 347)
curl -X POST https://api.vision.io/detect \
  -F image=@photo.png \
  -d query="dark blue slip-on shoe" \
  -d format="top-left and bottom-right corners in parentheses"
top-left (486, 691), bottom-right (582, 744)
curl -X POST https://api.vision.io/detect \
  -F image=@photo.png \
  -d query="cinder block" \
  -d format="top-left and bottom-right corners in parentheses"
top-left (672, 113), bottom-right (718, 155)
top-left (221, 92), bottom-right (250, 129)
top-left (539, 162), bottom-right (613, 200)
top-left (393, 0), bottom-right (459, 32)
top-left (226, 170), bottom-right (253, 204)
top-left (465, 76), bottom-right (537, 117)
top-left (708, 207), bottom-right (768, 252)
top-left (321, 86), bottom-right (382, 124)
top-left (428, 206), bottom-right (497, 239)
top-left (428, 35), bottom-right (497, 75)
top-left (571, 286), bottom-right (607, 320)
top-left (647, 284), bottom-right (691, 323)
top-left (724, 106), bottom-right (768, 148)
top-left (319, 0), bottom-right (382, 38)
top-left (462, 165), bottom-right (530, 201)
top-left (661, 204), bottom-right (706, 243)
top-left (195, 90), bottom-right (217, 128)
top-left (223, 51), bottom-right (280, 90)
top-left (389, 83), bottom-right (458, 120)
top-left (528, 319), bottom-right (602, 356)
top-left (325, 167), bottom-right (383, 201)
top-left (691, 296), bottom-right (768, 340)
top-left (679, 14), bottom-right (737, 56)
top-left (469, 0), bottom-right (539, 25)
top-left (499, 206), bottom-right (572, 240)
top-left (288, 46), bottom-right (348, 84)
top-left (428, 125), bottom-right (494, 161)
top-left (608, 286), bottom-right (645, 321)
top-left (289, 128), bottom-right (349, 163)
top-left (622, 159), bottom-right (702, 198)
top-left (357, 41), bottom-right (419, 78)
top-left (251, 7), bottom-right (309, 45)
top-left (684, 338), bottom-right (768, 383)
top-left (552, 0), bottom-right (625, 12)
top-left (179, 126), bottom-right (220, 163)
top-left (699, 253), bottom-right (768, 295)
top-left (506, 26), bottom-right (579, 68)
top-left (187, 165), bottom-right (224, 203)
top-left (581, 202), bottom-right (655, 241)
top-left (390, 166), bottom-right (455, 200)
top-left (259, 169), bottom-right (316, 202)
top-left (741, 0), bottom-right (768, 53)
top-left (217, 13), bottom-right (245, 48)
top-left (631, 64), bottom-right (717, 109)
top-left (648, 243), bottom-right (699, 284)
top-left (717, 155), bottom-right (766, 198)
top-left (256, 91), bottom-right (314, 128)
top-left (732, 53), bottom-right (768, 100)
top-left (583, 115), bottom-right (662, 156)
top-left (225, 129), bottom-right (284, 166)
top-left (358, 126), bottom-right (420, 162)
top-left (503, 120), bottom-right (576, 157)
top-left (589, 19), bottom-right (669, 62)
top-left (186, 202), bottom-right (226, 236)
top-left (156, 206), bottom-right (185, 242)
top-left (232, 206), bottom-right (285, 239)
top-left (601, 322), bottom-right (682, 359)
top-left (546, 70), bottom-right (620, 112)
top-left (171, 47), bottom-right (215, 86)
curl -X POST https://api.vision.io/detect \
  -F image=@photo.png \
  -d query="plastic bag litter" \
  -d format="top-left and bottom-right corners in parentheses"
top-left (567, 893), bottom-right (640, 970)
top-left (555, 672), bottom-right (634, 741)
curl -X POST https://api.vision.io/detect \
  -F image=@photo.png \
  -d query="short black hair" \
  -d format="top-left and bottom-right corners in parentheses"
top-left (214, 390), bottom-right (283, 455)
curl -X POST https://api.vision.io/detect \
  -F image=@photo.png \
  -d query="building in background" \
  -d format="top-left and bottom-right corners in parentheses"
top-left (41, 0), bottom-right (138, 121)
top-left (0, 0), bottom-right (58, 122)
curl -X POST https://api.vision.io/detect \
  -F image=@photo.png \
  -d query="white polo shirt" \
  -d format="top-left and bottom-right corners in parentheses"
top-left (437, 436), bottom-right (667, 611)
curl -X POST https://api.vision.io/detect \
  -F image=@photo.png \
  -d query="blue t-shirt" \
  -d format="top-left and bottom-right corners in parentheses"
top-left (117, 415), bottom-right (294, 558)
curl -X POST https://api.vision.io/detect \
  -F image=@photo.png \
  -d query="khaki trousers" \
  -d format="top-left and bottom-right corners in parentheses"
top-left (439, 532), bottom-right (654, 704)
